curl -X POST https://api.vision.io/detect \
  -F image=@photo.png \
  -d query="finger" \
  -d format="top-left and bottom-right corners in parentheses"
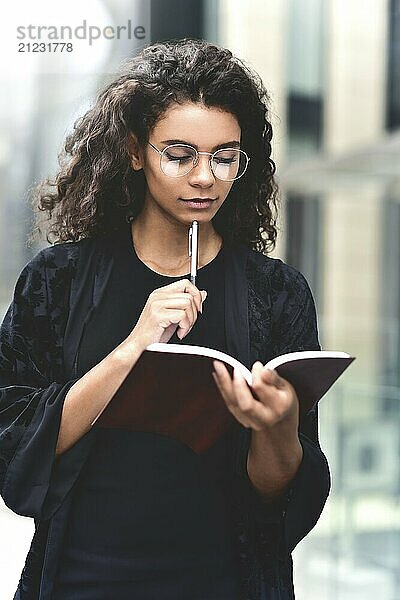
top-left (181, 294), bottom-right (196, 337)
top-left (261, 367), bottom-right (287, 389)
top-left (153, 294), bottom-right (197, 333)
top-left (232, 368), bottom-right (276, 429)
top-left (157, 292), bottom-right (198, 315)
top-left (251, 362), bottom-right (275, 400)
top-left (212, 362), bottom-right (248, 419)
top-left (212, 361), bottom-right (234, 404)
top-left (161, 279), bottom-right (204, 314)
top-left (177, 298), bottom-right (197, 339)
top-left (159, 308), bottom-right (187, 330)
top-left (250, 363), bottom-right (294, 418)
top-left (251, 361), bottom-right (265, 387)
top-left (212, 370), bottom-right (252, 428)
top-left (157, 295), bottom-right (196, 338)
top-left (158, 294), bottom-right (195, 310)
top-left (252, 363), bottom-right (299, 416)
top-left (252, 362), bottom-right (285, 389)
top-left (251, 369), bottom-right (287, 405)
top-left (213, 362), bottom-right (272, 429)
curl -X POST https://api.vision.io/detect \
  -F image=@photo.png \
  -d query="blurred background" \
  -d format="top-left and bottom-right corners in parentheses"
top-left (1, 0), bottom-right (399, 598)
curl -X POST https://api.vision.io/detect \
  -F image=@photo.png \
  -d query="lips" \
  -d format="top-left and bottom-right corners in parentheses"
top-left (180, 198), bottom-right (217, 202)
top-left (179, 198), bottom-right (217, 209)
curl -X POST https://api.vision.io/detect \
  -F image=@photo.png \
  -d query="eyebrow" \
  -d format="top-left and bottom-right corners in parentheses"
top-left (160, 139), bottom-right (241, 150)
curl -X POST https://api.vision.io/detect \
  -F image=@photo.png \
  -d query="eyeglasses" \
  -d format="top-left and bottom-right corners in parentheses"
top-left (148, 142), bottom-right (250, 182)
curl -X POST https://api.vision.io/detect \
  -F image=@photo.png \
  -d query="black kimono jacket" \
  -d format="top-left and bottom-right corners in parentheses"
top-left (0, 232), bottom-right (331, 600)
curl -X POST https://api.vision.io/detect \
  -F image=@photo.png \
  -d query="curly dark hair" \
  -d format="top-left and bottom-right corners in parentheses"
top-left (29, 38), bottom-right (280, 253)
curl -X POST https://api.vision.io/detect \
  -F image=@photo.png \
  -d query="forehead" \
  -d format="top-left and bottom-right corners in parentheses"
top-left (152, 102), bottom-right (241, 146)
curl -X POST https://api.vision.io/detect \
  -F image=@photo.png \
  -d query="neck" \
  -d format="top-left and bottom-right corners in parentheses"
top-left (130, 211), bottom-right (222, 276)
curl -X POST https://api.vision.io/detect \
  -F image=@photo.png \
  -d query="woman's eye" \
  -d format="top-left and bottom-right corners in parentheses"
top-left (214, 157), bottom-right (237, 164)
top-left (165, 153), bottom-right (192, 162)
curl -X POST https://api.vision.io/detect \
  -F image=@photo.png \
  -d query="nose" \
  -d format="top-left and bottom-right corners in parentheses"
top-left (188, 154), bottom-right (214, 187)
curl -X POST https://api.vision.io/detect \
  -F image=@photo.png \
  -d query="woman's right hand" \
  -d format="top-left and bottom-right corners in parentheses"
top-left (126, 279), bottom-right (207, 351)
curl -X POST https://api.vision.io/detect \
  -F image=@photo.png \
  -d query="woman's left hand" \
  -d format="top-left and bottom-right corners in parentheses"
top-left (212, 360), bottom-right (299, 432)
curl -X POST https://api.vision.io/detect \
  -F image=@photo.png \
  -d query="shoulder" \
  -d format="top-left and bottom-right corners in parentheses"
top-left (38, 237), bottom-right (96, 268)
top-left (22, 237), bottom-right (100, 277)
top-left (14, 237), bottom-right (99, 301)
top-left (245, 249), bottom-right (320, 355)
top-left (246, 248), bottom-right (312, 300)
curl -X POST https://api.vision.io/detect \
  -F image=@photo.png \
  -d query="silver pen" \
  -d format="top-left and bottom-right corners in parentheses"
top-left (188, 220), bottom-right (199, 286)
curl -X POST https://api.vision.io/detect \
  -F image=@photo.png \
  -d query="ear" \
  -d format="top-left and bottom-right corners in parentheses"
top-left (128, 132), bottom-right (144, 171)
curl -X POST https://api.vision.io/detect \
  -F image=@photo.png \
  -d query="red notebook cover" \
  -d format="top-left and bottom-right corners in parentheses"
top-left (95, 350), bottom-right (236, 454)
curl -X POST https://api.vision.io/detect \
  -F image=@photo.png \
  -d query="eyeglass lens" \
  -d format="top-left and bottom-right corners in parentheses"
top-left (161, 145), bottom-right (248, 180)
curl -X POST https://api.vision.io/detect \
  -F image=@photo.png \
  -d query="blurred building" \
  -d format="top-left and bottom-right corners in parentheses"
top-left (215, 0), bottom-right (400, 597)
top-left (1, 1), bottom-right (399, 598)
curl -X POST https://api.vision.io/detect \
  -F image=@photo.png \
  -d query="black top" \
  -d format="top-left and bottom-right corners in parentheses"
top-left (52, 225), bottom-right (241, 599)
top-left (1, 230), bottom-right (330, 600)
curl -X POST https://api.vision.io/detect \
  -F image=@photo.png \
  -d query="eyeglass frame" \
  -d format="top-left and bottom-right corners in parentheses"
top-left (147, 141), bottom-right (250, 182)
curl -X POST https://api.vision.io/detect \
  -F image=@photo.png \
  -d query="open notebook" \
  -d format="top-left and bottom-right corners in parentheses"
top-left (92, 343), bottom-right (355, 453)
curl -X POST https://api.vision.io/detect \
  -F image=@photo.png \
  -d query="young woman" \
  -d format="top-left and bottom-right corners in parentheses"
top-left (0, 39), bottom-right (330, 599)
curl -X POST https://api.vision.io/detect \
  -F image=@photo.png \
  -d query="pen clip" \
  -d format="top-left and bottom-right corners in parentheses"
top-left (188, 227), bottom-right (192, 257)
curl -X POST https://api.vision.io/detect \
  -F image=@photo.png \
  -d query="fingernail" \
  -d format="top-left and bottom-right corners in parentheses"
top-left (201, 291), bottom-right (207, 301)
top-left (213, 361), bottom-right (222, 374)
